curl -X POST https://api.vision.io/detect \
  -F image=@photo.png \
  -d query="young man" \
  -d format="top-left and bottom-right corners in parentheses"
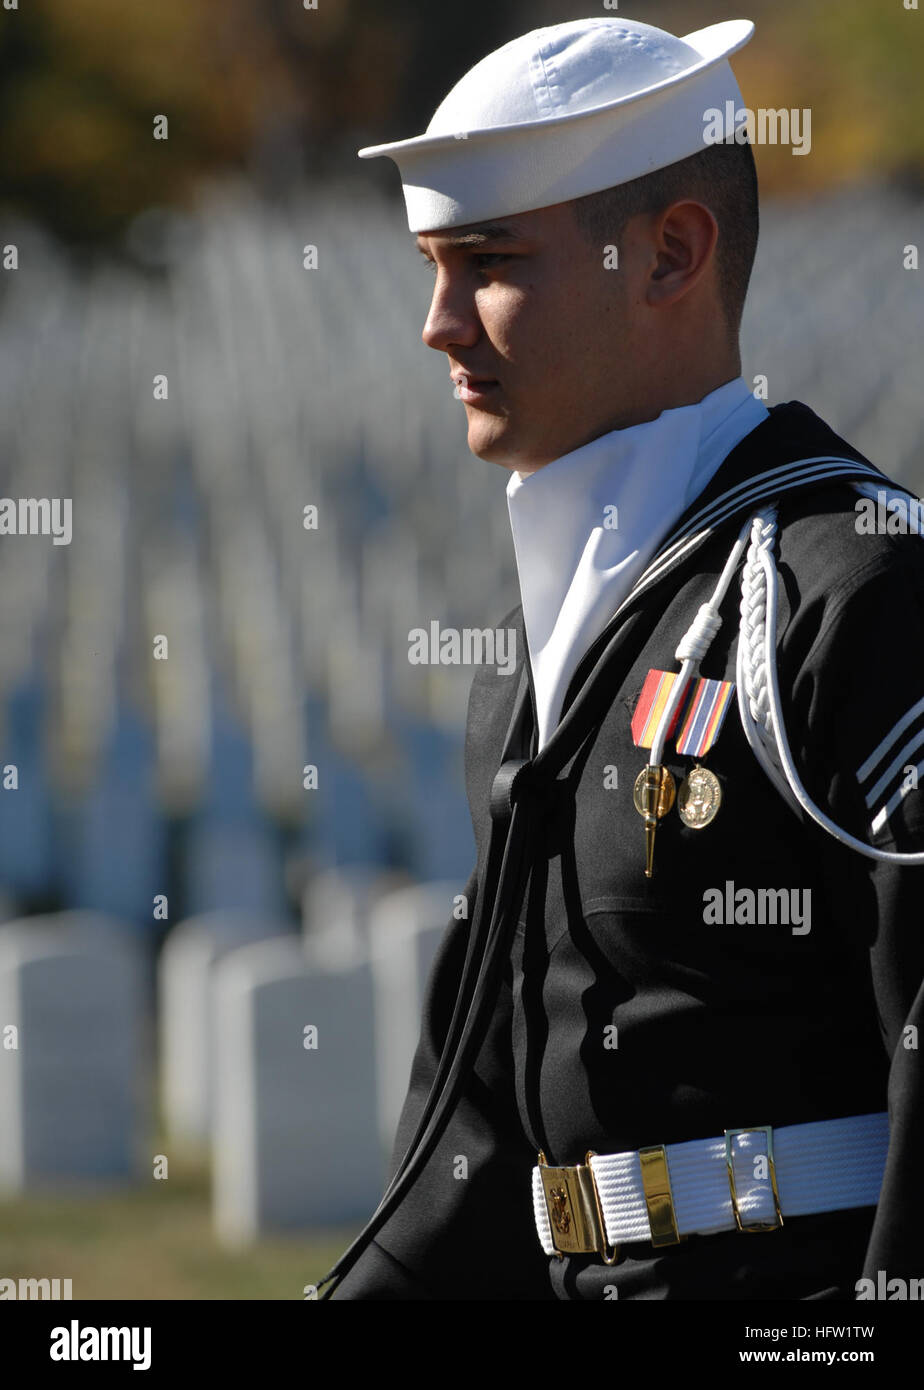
top-left (324, 16), bottom-right (924, 1300)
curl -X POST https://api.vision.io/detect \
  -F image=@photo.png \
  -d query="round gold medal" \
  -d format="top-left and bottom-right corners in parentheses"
top-left (677, 765), bottom-right (722, 829)
top-left (633, 766), bottom-right (676, 820)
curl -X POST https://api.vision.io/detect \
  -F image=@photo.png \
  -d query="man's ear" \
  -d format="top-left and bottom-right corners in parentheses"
top-left (646, 200), bottom-right (718, 308)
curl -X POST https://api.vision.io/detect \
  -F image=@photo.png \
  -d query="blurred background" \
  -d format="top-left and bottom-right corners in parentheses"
top-left (0, 0), bottom-right (921, 1299)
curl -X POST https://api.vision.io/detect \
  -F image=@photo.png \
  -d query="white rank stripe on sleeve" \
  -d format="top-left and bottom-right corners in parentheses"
top-left (856, 695), bottom-right (924, 835)
top-left (851, 476), bottom-right (924, 835)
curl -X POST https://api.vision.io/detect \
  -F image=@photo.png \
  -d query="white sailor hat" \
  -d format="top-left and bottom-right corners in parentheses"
top-left (357, 16), bottom-right (754, 233)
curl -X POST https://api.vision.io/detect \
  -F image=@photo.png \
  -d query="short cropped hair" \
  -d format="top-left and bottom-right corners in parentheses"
top-left (570, 138), bottom-right (759, 338)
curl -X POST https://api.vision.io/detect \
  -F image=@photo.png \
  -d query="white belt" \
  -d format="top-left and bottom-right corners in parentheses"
top-left (531, 1112), bottom-right (888, 1260)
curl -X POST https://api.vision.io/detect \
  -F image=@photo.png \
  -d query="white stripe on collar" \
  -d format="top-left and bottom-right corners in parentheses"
top-left (633, 456), bottom-right (886, 600)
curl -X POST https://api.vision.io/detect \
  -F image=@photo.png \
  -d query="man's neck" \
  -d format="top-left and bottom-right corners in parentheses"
top-left (513, 359), bottom-right (744, 479)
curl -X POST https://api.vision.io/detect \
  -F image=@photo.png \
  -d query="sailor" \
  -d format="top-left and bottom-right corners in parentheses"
top-left (322, 16), bottom-right (924, 1300)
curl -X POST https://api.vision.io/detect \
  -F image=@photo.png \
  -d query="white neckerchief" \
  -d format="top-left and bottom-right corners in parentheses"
top-left (505, 377), bottom-right (769, 750)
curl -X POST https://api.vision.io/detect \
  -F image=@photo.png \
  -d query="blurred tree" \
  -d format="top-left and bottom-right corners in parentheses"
top-left (0, 0), bottom-right (512, 252)
top-left (0, 0), bottom-right (921, 253)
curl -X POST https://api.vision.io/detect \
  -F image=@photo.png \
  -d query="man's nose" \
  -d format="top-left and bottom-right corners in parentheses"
top-left (421, 272), bottom-right (479, 353)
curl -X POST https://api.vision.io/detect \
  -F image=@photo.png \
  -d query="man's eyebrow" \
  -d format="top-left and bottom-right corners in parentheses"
top-left (416, 224), bottom-right (526, 255)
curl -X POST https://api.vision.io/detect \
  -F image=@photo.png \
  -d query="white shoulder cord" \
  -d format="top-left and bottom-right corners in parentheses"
top-left (736, 509), bottom-right (798, 808)
top-left (737, 492), bottom-right (924, 864)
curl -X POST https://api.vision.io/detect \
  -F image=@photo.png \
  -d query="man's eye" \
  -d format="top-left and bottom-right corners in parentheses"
top-left (420, 252), bottom-right (509, 273)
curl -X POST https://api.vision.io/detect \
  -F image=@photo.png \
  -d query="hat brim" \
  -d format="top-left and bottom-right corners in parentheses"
top-left (357, 19), bottom-right (754, 161)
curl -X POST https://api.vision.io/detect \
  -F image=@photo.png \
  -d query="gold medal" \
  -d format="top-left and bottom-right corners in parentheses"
top-left (633, 765), bottom-right (676, 878)
top-left (677, 764), bottom-right (722, 829)
top-left (633, 765), bottom-right (676, 819)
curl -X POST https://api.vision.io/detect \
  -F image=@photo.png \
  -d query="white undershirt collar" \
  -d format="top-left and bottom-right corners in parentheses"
top-left (505, 376), bottom-right (769, 749)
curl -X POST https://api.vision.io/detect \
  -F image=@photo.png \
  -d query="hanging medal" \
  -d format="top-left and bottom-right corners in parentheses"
top-left (630, 670), bottom-right (687, 877)
top-left (672, 675), bottom-right (734, 828)
top-left (676, 765), bottom-right (722, 828)
top-left (632, 764), bottom-right (675, 877)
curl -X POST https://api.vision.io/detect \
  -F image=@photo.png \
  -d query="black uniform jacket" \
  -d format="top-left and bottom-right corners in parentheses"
top-left (334, 401), bottom-right (924, 1300)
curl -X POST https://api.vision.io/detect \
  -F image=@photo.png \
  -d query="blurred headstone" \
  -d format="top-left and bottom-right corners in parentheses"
top-left (368, 881), bottom-right (458, 1150)
top-left (0, 915), bottom-right (148, 1190)
top-left (301, 863), bottom-right (412, 966)
top-left (211, 936), bottom-right (380, 1246)
top-left (158, 910), bottom-right (296, 1148)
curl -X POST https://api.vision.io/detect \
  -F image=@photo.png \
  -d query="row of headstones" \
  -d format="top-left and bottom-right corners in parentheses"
top-left (164, 874), bottom-right (457, 1246)
top-left (0, 875), bottom-right (461, 1246)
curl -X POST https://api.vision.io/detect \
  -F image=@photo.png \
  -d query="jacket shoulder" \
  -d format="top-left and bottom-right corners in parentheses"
top-left (776, 474), bottom-right (924, 603)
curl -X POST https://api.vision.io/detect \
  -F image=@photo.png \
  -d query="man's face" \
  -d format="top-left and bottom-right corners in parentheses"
top-left (416, 201), bottom-right (647, 474)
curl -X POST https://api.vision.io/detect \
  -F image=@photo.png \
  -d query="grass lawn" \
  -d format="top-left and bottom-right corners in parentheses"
top-left (0, 1144), bottom-right (363, 1300)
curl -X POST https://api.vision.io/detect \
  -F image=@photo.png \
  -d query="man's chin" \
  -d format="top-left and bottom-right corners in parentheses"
top-left (466, 416), bottom-right (527, 471)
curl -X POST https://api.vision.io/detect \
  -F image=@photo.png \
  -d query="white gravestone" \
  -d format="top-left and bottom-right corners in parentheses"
top-left (368, 882), bottom-right (461, 1152)
top-left (158, 911), bottom-right (295, 1148)
top-left (301, 864), bottom-right (412, 966)
top-left (211, 935), bottom-right (381, 1246)
top-left (0, 917), bottom-right (147, 1189)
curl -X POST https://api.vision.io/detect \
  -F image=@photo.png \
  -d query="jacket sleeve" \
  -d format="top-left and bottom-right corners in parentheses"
top-left (332, 861), bottom-right (555, 1300)
top-left (782, 534), bottom-right (924, 1290)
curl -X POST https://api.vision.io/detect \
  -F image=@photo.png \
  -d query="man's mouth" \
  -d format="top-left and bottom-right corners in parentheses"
top-left (451, 372), bottom-right (500, 404)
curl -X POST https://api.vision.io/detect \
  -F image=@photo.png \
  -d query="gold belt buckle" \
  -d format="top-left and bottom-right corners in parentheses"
top-left (538, 1150), bottom-right (619, 1264)
top-left (724, 1125), bottom-right (784, 1232)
